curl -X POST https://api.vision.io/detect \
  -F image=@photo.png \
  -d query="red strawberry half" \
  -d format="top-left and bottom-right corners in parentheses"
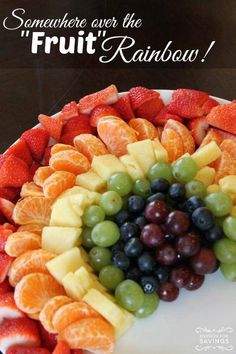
top-left (61, 114), bottom-right (94, 145)
top-left (5, 140), bottom-right (32, 167)
top-left (38, 115), bottom-right (63, 141)
top-left (136, 97), bottom-right (164, 122)
top-left (202, 97), bottom-right (219, 114)
top-left (90, 104), bottom-right (121, 127)
top-left (112, 94), bottom-right (135, 121)
top-left (0, 292), bottom-right (25, 323)
top-left (154, 106), bottom-right (183, 126)
top-left (0, 198), bottom-right (15, 224)
top-left (206, 102), bottom-right (236, 135)
top-left (0, 155), bottom-right (31, 188)
top-left (129, 86), bottom-right (160, 110)
top-left (210, 127), bottom-right (236, 141)
top-left (61, 101), bottom-right (79, 120)
top-left (188, 116), bottom-right (209, 145)
top-left (43, 146), bottom-right (52, 166)
top-left (52, 341), bottom-right (70, 354)
top-left (21, 128), bottom-right (49, 161)
top-left (0, 188), bottom-right (19, 203)
top-left (0, 253), bottom-right (13, 283)
top-left (7, 346), bottom-right (50, 354)
top-left (0, 278), bottom-right (12, 295)
top-left (37, 322), bottom-right (57, 352)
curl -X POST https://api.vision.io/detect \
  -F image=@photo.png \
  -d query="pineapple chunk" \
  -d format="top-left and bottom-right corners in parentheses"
top-left (120, 154), bottom-right (144, 181)
top-left (152, 139), bottom-right (168, 162)
top-left (229, 193), bottom-right (236, 204)
top-left (207, 184), bottom-right (221, 194)
top-left (230, 205), bottom-right (236, 217)
top-left (58, 186), bottom-right (100, 205)
top-left (46, 247), bottom-right (92, 284)
top-left (62, 272), bottom-right (86, 300)
top-left (76, 170), bottom-right (106, 192)
top-left (219, 175), bottom-right (236, 194)
top-left (83, 288), bottom-right (134, 337)
top-left (42, 226), bottom-right (82, 254)
top-left (50, 198), bottom-right (82, 228)
top-left (74, 266), bottom-right (106, 293)
top-left (191, 141), bottom-right (222, 168)
top-left (195, 167), bottom-right (216, 187)
top-left (92, 154), bottom-right (126, 181)
top-left (127, 139), bottom-right (156, 173)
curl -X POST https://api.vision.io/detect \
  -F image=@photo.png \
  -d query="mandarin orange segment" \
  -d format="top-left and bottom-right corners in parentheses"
top-left (49, 150), bottom-right (90, 175)
top-left (97, 116), bottom-right (138, 156)
top-left (200, 128), bottom-right (223, 147)
top-left (214, 150), bottom-right (236, 183)
top-left (39, 295), bottom-right (72, 333)
top-left (14, 273), bottom-right (65, 314)
top-left (161, 128), bottom-right (185, 163)
top-left (33, 166), bottom-right (54, 187)
top-left (58, 317), bottom-right (115, 353)
top-left (20, 182), bottom-right (44, 198)
top-left (129, 118), bottom-right (158, 141)
top-left (52, 301), bottom-right (101, 333)
top-left (13, 196), bottom-right (53, 226)
top-left (28, 312), bottom-right (40, 320)
top-left (5, 231), bottom-right (41, 257)
top-left (9, 249), bottom-right (55, 287)
top-left (43, 171), bottom-right (76, 199)
top-left (165, 119), bottom-right (195, 154)
top-left (51, 143), bottom-right (76, 155)
top-left (74, 134), bottom-right (108, 162)
top-left (220, 139), bottom-right (236, 159)
top-left (18, 223), bottom-right (45, 235)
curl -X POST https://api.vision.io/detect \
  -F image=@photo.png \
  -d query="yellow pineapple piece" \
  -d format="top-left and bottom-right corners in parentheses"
top-left (62, 272), bottom-right (86, 300)
top-left (74, 267), bottom-right (106, 294)
top-left (191, 141), bottom-right (222, 168)
top-left (50, 198), bottom-right (82, 228)
top-left (152, 139), bottom-right (168, 162)
top-left (229, 193), bottom-right (236, 204)
top-left (76, 170), bottom-right (106, 192)
top-left (120, 154), bottom-right (145, 181)
top-left (207, 184), bottom-right (221, 194)
top-left (195, 166), bottom-right (216, 187)
top-left (83, 288), bottom-right (134, 337)
top-left (42, 226), bottom-right (82, 254)
top-left (58, 186), bottom-right (100, 205)
top-left (219, 175), bottom-right (236, 194)
top-left (230, 205), bottom-right (236, 217)
top-left (127, 139), bottom-right (156, 173)
top-left (92, 154), bottom-right (126, 181)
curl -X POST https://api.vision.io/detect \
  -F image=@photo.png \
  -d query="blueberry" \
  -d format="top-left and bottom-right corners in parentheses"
top-left (185, 196), bottom-right (205, 214)
top-left (110, 240), bottom-right (125, 254)
top-left (128, 195), bottom-right (145, 213)
top-left (137, 252), bottom-right (156, 274)
top-left (168, 183), bottom-right (186, 201)
top-left (204, 224), bottom-right (223, 242)
top-left (114, 210), bottom-right (130, 226)
top-left (112, 251), bottom-right (130, 271)
top-left (126, 267), bottom-right (142, 282)
top-left (192, 207), bottom-right (214, 231)
top-left (151, 178), bottom-right (170, 193)
top-left (133, 215), bottom-right (147, 229)
top-left (124, 238), bottom-right (143, 258)
top-left (146, 192), bottom-right (166, 203)
top-left (153, 266), bottom-right (169, 283)
top-left (140, 276), bottom-right (159, 294)
top-left (120, 222), bottom-right (140, 242)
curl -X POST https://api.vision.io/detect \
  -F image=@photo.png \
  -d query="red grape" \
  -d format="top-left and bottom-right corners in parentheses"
top-left (157, 282), bottom-right (179, 302)
top-left (170, 265), bottom-right (191, 288)
top-left (166, 210), bottom-right (190, 236)
top-left (175, 232), bottom-right (200, 257)
top-left (156, 244), bottom-right (177, 265)
top-left (190, 247), bottom-right (217, 275)
top-left (144, 200), bottom-right (169, 224)
top-left (185, 272), bottom-right (205, 291)
top-left (140, 224), bottom-right (165, 248)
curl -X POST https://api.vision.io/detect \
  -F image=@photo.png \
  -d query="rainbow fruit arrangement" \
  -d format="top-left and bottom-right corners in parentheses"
top-left (0, 85), bottom-right (236, 354)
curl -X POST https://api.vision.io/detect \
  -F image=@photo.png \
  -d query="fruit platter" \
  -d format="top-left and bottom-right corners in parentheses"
top-left (0, 85), bottom-right (235, 354)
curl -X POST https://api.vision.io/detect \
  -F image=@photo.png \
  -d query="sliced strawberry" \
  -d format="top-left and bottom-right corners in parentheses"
top-left (21, 128), bottom-right (50, 161)
top-left (167, 89), bottom-right (209, 119)
top-left (71, 350), bottom-right (84, 354)
top-left (112, 94), bottom-right (135, 121)
top-left (0, 228), bottom-right (12, 252)
top-left (206, 102), bottom-right (236, 135)
top-left (0, 187), bottom-right (19, 202)
top-left (154, 106), bottom-right (183, 126)
top-left (5, 140), bottom-right (32, 167)
top-left (38, 115), bottom-right (63, 141)
top-left (52, 341), bottom-right (70, 354)
top-left (210, 127), bottom-right (236, 141)
top-left (90, 104), bottom-right (121, 127)
top-left (0, 155), bottom-right (31, 188)
top-left (7, 347), bottom-right (50, 354)
top-left (78, 85), bottom-right (118, 114)
top-left (37, 322), bottom-right (57, 352)
top-left (30, 162), bottom-right (41, 179)
top-left (202, 97), bottom-right (219, 114)
top-left (188, 116), bottom-right (209, 145)
top-left (129, 86), bottom-right (160, 110)
top-left (0, 278), bottom-right (12, 295)
top-left (0, 292), bottom-right (25, 323)
top-left (61, 101), bottom-right (79, 120)
top-left (136, 97), bottom-right (164, 122)
top-left (62, 114), bottom-right (92, 135)
top-left (0, 253), bottom-right (13, 283)
top-left (43, 146), bottom-right (52, 166)
top-left (0, 199), bottom-right (15, 224)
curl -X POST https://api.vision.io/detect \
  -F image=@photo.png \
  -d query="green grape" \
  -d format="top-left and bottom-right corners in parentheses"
top-left (172, 157), bottom-right (198, 183)
top-left (89, 246), bottom-right (112, 271)
top-left (82, 205), bottom-right (105, 228)
top-left (99, 265), bottom-right (124, 290)
top-left (108, 172), bottom-right (133, 197)
top-left (91, 220), bottom-right (120, 247)
top-left (81, 227), bottom-right (95, 248)
top-left (205, 192), bottom-right (233, 217)
top-left (148, 162), bottom-right (173, 183)
top-left (223, 216), bottom-right (236, 241)
top-left (133, 179), bottom-right (151, 198)
top-left (135, 293), bottom-right (160, 318)
top-left (115, 279), bottom-right (144, 312)
top-left (99, 191), bottom-right (122, 216)
top-left (220, 263), bottom-right (236, 281)
top-left (214, 238), bottom-right (236, 264)
top-left (185, 180), bottom-right (207, 198)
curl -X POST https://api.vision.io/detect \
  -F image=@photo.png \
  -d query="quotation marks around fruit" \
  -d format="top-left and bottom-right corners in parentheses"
top-left (194, 327), bottom-right (234, 351)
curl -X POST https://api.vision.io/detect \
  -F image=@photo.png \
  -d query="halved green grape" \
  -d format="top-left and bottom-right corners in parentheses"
top-left (214, 238), bottom-right (236, 264)
top-left (89, 246), bottom-right (112, 271)
top-left (220, 263), bottom-right (236, 281)
top-left (99, 265), bottom-right (124, 290)
top-left (135, 293), bottom-right (160, 318)
top-left (82, 205), bottom-right (105, 228)
top-left (91, 220), bottom-right (120, 247)
top-left (185, 180), bottom-right (207, 198)
top-left (99, 191), bottom-right (123, 216)
top-left (115, 279), bottom-right (144, 312)
top-left (148, 162), bottom-right (173, 183)
top-left (223, 216), bottom-right (236, 241)
top-left (81, 227), bottom-right (95, 248)
top-left (205, 192), bottom-right (233, 217)
top-left (133, 179), bottom-right (151, 198)
top-left (172, 157), bottom-right (198, 183)
top-left (108, 172), bottom-right (133, 197)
